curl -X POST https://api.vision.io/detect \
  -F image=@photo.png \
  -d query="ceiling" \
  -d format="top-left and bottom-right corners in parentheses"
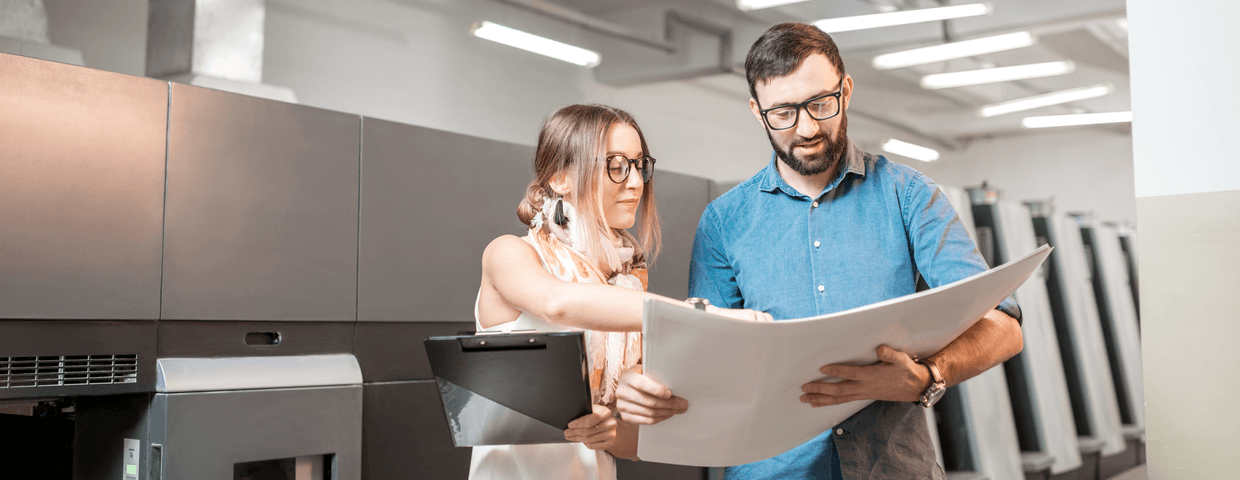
top-left (531, 0), bottom-right (1131, 150)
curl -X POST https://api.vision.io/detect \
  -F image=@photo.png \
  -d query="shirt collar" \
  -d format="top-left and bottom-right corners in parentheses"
top-left (758, 137), bottom-right (868, 198)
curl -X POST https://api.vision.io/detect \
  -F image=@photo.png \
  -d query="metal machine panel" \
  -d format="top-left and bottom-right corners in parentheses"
top-left (985, 201), bottom-right (1082, 474)
top-left (156, 354), bottom-right (361, 393)
top-left (161, 83), bottom-right (360, 321)
top-left (356, 118), bottom-right (531, 322)
top-left (0, 321), bottom-right (156, 399)
top-left (0, 52), bottom-right (166, 320)
top-left (1081, 225), bottom-right (1145, 429)
top-left (1035, 215), bottom-right (1126, 456)
top-left (154, 386), bottom-right (363, 480)
top-left (362, 380), bottom-right (472, 479)
top-left (156, 321), bottom-right (354, 358)
top-left (645, 171), bottom-right (711, 300)
top-left (353, 322), bottom-right (475, 383)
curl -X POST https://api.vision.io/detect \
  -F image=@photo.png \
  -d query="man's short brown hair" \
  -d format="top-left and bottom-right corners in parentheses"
top-left (744, 23), bottom-right (846, 104)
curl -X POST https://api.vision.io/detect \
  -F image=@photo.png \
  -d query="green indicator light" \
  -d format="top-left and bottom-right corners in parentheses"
top-left (127, 464), bottom-right (138, 475)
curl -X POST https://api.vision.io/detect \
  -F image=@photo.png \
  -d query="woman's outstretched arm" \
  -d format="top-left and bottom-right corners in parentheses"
top-left (481, 234), bottom-right (663, 331)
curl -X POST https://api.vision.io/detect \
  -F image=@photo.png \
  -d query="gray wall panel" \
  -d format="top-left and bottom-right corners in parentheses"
top-left (0, 52), bottom-right (166, 320)
top-left (357, 118), bottom-right (530, 322)
top-left (646, 171), bottom-right (712, 300)
top-left (362, 380), bottom-right (472, 479)
top-left (162, 84), bottom-right (360, 321)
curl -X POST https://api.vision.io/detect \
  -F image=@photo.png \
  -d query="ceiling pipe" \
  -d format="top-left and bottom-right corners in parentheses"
top-left (665, 10), bottom-right (735, 75)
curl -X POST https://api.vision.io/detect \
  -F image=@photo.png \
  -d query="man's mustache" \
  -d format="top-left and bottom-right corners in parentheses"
top-left (791, 133), bottom-right (828, 149)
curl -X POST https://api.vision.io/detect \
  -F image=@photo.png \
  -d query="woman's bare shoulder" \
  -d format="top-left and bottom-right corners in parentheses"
top-left (482, 234), bottom-right (539, 269)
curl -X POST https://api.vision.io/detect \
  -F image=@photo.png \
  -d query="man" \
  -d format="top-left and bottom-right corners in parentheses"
top-left (616, 23), bottom-right (1023, 479)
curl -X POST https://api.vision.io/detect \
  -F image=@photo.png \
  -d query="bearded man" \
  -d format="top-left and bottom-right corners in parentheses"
top-left (616, 22), bottom-right (1025, 480)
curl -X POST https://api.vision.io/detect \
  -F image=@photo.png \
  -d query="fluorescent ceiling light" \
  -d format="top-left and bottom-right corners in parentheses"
top-left (881, 138), bottom-right (940, 162)
top-left (920, 61), bottom-right (1075, 89)
top-left (1022, 111), bottom-right (1133, 128)
top-left (470, 21), bottom-right (601, 68)
top-left (978, 84), bottom-right (1113, 117)
top-left (872, 31), bottom-right (1035, 70)
top-left (814, 3), bottom-right (991, 34)
top-left (736, 0), bottom-right (809, 11)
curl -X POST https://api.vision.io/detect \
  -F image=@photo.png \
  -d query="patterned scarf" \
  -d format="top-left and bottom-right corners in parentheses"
top-left (526, 197), bottom-right (645, 406)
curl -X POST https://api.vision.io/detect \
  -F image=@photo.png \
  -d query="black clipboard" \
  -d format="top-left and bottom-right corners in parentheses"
top-left (424, 331), bottom-right (592, 446)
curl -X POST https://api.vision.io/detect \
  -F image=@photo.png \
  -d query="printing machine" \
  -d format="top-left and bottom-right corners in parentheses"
top-left (970, 190), bottom-right (1083, 479)
top-left (0, 51), bottom-right (710, 480)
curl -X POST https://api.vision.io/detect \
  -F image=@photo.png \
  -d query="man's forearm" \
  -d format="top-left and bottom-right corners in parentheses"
top-left (928, 309), bottom-right (1023, 387)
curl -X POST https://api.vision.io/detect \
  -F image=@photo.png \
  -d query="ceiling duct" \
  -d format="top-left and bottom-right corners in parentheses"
top-left (493, 0), bottom-right (735, 86)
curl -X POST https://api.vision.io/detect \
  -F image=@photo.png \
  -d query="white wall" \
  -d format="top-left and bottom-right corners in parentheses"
top-left (894, 128), bottom-right (1137, 225)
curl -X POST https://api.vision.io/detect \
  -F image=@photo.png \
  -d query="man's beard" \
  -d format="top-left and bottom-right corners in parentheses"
top-left (768, 111), bottom-right (849, 177)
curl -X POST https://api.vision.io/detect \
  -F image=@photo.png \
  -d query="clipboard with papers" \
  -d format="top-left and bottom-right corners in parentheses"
top-left (424, 331), bottom-right (592, 446)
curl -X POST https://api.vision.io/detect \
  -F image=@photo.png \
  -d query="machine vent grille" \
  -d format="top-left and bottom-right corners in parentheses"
top-left (1, 355), bottom-right (138, 388)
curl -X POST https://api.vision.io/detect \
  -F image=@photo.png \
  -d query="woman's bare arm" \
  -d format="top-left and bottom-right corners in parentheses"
top-left (481, 235), bottom-right (667, 331)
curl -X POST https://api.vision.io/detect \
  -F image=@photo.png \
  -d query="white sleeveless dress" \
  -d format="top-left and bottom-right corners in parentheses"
top-left (468, 309), bottom-right (617, 480)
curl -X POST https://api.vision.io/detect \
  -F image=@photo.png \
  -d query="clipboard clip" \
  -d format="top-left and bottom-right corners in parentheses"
top-left (460, 332), bottom-right (547, 351)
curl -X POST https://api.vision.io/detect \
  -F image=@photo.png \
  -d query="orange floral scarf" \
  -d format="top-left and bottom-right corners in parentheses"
top-left (525, 197), bottom-right (645, 406)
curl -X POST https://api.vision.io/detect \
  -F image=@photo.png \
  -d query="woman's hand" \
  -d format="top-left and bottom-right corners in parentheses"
top-left (615, 365), bottom-right (688, 425)
top-left (565, 404), bottom-right (618, 450)
top-left (706, 305), bottom-right (774, 323)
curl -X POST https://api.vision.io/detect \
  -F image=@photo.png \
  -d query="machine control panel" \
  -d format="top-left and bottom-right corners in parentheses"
top-left (123, 438), bottom-right (140, 480)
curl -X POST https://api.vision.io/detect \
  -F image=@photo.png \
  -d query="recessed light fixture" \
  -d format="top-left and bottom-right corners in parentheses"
top-left (872, 31), bottom-right (1035, 70)
top-left (920, 61), bottom-right (1075, 89)
top-left (736, 0), bottom-right (810, 11)
top-left (470, 21), bottom-right (601, 68)
top-left (814, 3), bottom-right (991, 34)
top-left (978, 84), bottom-right (1113, 117)
top-left (881, 138), bottom-right (940, 162)
top-left (1022, 111), bottom-right (1133, 128)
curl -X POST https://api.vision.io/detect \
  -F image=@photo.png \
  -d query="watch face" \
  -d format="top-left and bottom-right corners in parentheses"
top-left (922, 384), bottom-right (947, 407)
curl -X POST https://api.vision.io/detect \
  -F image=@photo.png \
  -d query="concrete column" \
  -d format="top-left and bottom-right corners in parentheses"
top-left (1128, 0), bottom-right (1240, 478)
top-left (146, 0), bottom-right (296, 102)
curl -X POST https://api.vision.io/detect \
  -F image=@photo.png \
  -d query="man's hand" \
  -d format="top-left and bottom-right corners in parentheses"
top-left (615, 365), bottom-right (689, 424)
top-left (800, 345), bottom-right (930, 407)
top-left (565, 404), bottom-right (618, 450)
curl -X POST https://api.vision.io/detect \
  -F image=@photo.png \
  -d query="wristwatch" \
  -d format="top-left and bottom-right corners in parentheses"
top-left (685, 297), bottom-right (710, 310)
top-left (915, 358), bottom-right (946, 408)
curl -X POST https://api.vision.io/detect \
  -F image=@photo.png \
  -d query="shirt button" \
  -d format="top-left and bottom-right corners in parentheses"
top-left (812, 201), bottom-right (819, 208)
top-left (818, 285), bottom-right (825, 292)
top-left (813, 240), bottom-right (821, 248)
top-left (836, 428), bottom-right (845, 435)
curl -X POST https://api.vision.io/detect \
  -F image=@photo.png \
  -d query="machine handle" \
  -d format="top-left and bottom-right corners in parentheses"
top-left (244, 332), bottom-right (281, 346)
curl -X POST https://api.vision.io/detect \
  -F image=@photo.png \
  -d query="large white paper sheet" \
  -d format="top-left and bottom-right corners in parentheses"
top-left (637, 245), bottom-right (1052, 467)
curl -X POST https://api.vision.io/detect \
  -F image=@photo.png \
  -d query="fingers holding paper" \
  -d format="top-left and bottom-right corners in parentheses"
top-left (565, 404), bottom-right (618, 450)
top-left (800, 345), bottom-right (930, 407)
top-left (615, 365), bottom-right (689, 425)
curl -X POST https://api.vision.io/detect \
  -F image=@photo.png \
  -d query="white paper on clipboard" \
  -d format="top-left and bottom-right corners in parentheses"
top-left (637, 245), bottom-right (1052, 467)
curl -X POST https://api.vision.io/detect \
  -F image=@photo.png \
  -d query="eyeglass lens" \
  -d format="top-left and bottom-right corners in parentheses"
top-left (765, 96), bottom-right (839, 130)
top-left (607, 155), bottom-right (654, 183)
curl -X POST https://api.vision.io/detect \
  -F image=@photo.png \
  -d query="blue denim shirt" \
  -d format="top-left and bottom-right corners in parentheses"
top-left (688, 140), bottom-right (1019, 480)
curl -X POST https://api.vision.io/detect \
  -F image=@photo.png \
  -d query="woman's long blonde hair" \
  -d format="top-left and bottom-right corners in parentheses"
top-left (516, 104), bottom-right (661, 276)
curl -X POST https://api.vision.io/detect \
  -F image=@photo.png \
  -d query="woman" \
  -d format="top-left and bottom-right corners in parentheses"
top-left (471, 104), bottom-right (768, 480)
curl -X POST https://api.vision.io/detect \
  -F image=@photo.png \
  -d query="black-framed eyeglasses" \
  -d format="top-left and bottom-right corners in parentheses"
top-left (757, 79), bottom-right (845, 131)
top-left (605, 154), bottom-right (656, 184)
